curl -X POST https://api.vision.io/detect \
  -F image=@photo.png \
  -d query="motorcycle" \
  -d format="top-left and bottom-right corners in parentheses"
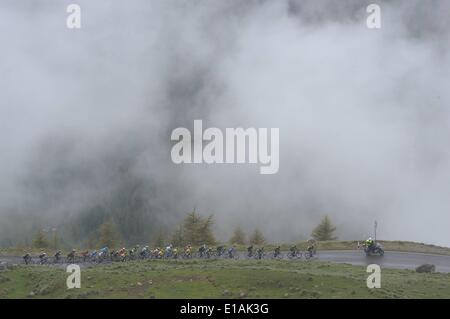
top-left (364, 242), bottom-right (384, 256)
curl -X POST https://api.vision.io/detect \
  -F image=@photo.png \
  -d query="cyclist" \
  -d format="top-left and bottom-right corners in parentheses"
top-left (151, 248), bottom-right (159, 259)
top-left (80, 250), bottom-right (89, 262)
top-left (165, 244), bottom-right (173, 258)
top-left (198, 244), bottom-right (207, 258)
top-left (67, 249), bottom-right (76, 263)
top-left (89, 250), bottom-right (98, 262)
top-left (184, 245), bottom-right (192, 258)
top-left (54, 250), bottom-right (62, 263)
top-left (129, 246), bottom-right (137, 260)
top-left (305, 239), bottom-right (316, 258)
top-left (39, 252), bottom-right (48, 264)
top-left (113, 248), bottom-right (119, 259)
top-left (247, 245), bottom-right (254, 258)
top-left (98, 247), bottom-right (109, 262)
top-left (274, 246), bottom-right (281, 258)
top-left (173, 247), bottom-right (179, 259)
top-left (23, 253), bottom-right (32, 265)
top-left (216, 245), bottom-right (225, 257)
top-left (289, 245), bottom-right (298, 258)
top-left (207, 247), bottom-right (214, 258)
top-left (140, 246), bottom-right (150, 259)
top-left (118, 247), bottom-right (127, 262)
top-left (256, 247), bottom-right (265, 259)
top-left (227, 246), bottom-right (236, 259)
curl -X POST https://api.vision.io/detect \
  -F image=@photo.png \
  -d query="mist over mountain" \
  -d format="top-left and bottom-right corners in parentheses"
top-left (1, 0), bottom-right (449, 247)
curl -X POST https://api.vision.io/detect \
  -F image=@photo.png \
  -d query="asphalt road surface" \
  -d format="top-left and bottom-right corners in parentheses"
top-left (1, 250), bottom-right (450, 272)
top-left (317, 250), bottom-right (450, 273)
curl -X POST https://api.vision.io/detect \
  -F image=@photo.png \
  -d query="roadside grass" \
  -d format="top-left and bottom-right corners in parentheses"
top-left (1, 259), bottom-right (450, 299)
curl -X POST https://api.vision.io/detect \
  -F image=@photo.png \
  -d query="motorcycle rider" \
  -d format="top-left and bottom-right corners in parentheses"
top-left (365, 237), bottom-right (375, 251)
top-left (362, 237), bottom-right (384, 256)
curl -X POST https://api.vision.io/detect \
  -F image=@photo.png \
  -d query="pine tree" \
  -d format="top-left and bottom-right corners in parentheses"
top-left (311, 216), bottom-right (337, 241)
top-left (51, 229), bottom-right (59, 250)
top-left (171, 226), bottom-right (185, 247)
top-left (249, 229), bottom-right (266, 245)
top-left (183, 210), bottom-right (202, 245)
top-left (152, 230), bottom-right (166, 247)
top-left (33, 229), bottom-right (49, 249)
top-left (199, 215), bottom-right (216, 245)
top-left (229, 226), bottom-right (246, 245)
top-left (182, 210), bottom-right (216, 245)
top-left (98, 219), bottom-right (120, 248)
top-left (85, 233), bottom-right (97, 250)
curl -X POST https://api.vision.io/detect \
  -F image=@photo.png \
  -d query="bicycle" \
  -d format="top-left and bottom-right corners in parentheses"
top-left (303, 248), bottom-right (316, 260)
top-left (269, 251), bottom-right (282, 259)
top-left (39, 255), bottom-right (49, 265)
top-left (287, 250), bottom-right (302, 259)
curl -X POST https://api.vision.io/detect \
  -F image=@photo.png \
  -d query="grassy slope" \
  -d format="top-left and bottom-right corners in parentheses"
top-left (1, 259), bottom-right (450, 299)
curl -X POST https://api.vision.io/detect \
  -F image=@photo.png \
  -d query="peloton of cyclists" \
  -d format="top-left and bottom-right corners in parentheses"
top-left (21, 239), bottom-right (322, 265)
